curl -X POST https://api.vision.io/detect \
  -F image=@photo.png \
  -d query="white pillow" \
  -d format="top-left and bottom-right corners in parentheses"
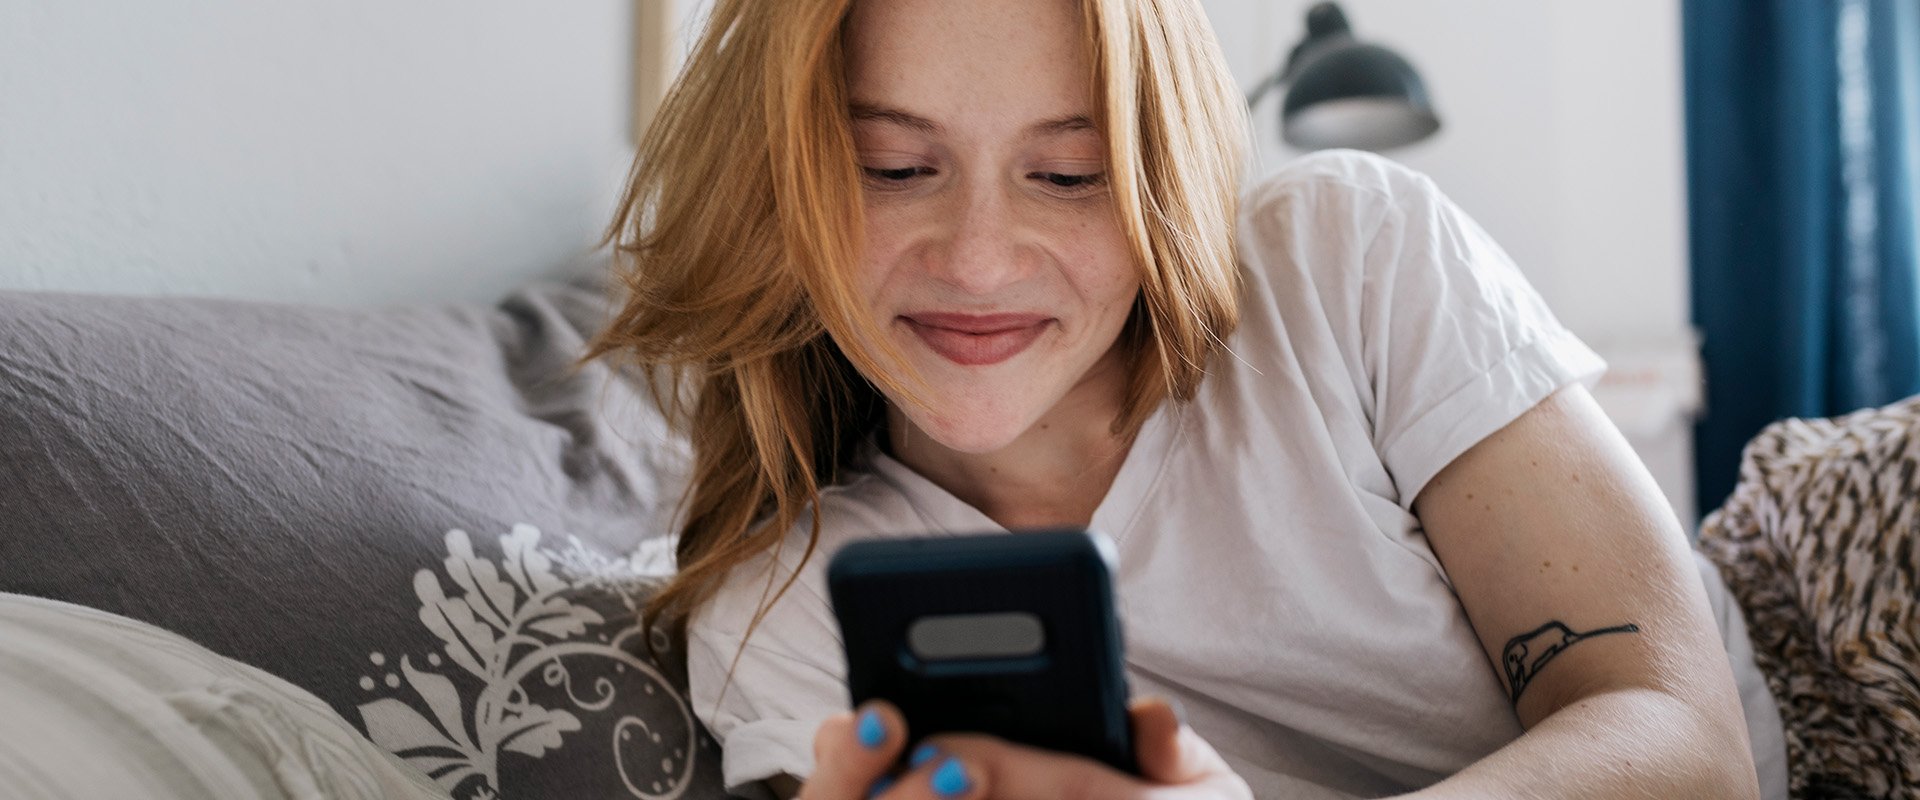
top-left (0, 593), bottom-right (452, 800)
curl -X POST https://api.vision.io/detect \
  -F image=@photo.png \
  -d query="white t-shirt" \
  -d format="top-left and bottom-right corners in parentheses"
top-left (686, 150), bottom-right (1785, 798)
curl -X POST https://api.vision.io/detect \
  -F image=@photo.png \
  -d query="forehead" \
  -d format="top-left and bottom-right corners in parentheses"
top-left (843, 0), bottom-right (1095, 131)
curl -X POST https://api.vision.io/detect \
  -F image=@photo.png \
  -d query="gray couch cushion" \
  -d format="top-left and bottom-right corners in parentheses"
top-left (0, 279), bottom-right (732, 799)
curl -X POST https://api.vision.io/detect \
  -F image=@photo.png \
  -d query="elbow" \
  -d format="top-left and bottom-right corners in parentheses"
top-left (1676, 692), bottom-right (1762, 800)
top-left (1612, 687), bottom-right (1762, 800)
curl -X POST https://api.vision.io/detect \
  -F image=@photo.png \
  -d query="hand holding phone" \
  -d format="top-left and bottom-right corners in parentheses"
top-left (827, 529), bottom-right (1137, 775)
top-left (803, 694), bottom-right (1264, 800)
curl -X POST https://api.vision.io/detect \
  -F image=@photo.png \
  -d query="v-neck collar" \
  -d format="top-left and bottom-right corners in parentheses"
top-left (861, 399), bottom-right (1185, 546)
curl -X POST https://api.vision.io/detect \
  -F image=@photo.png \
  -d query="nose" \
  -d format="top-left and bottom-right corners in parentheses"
top-left (927, 180), bottom-right (1030, 295)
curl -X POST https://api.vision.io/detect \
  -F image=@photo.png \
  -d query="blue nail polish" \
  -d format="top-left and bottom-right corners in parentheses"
top-left (857, 709), bottom-right (886, 749)
top-left (866, 775), bottom-right (896, 798)
top-left (931, 757), bottom-right (971, 797)
top-left (910, 743), bottom-right (939, 768)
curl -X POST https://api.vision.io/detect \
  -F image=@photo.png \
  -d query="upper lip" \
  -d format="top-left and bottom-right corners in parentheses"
top-left (901, 312), bottom-right (1052, 334)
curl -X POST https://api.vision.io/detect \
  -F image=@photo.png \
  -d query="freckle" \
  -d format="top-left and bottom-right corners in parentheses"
top-left (1466, 493), bottom-right (1475, 500)
top-left (1572, 565), bottom-right (1580, 573)
top-left (1570, 473), bottom-right (1580, 483)
top-left (1483, 504), bottom-right (1491, 511)
top-left (1542, 560), bottom-right (1551, 568)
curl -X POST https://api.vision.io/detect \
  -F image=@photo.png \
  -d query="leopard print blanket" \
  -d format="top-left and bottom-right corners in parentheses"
top-left (1697, 396), bottom-right (1920, 799)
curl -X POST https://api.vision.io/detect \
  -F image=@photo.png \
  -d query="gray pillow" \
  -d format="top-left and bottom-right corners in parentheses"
top-left (0, 279), bottom-right (733, 800)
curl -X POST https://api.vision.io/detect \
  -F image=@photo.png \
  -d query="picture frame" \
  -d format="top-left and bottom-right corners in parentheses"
top-left (632, 0), bottom-right (673, 147)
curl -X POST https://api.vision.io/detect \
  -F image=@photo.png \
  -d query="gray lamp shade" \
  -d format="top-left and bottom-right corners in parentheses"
top-left (1260, 2), bottom-right (1441, 152)
top-left (1282, 42), bottom-right (1441, 150)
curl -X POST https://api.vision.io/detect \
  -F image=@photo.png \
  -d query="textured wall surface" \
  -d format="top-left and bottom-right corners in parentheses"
top-left (0, 0), bottom-right (634, 306)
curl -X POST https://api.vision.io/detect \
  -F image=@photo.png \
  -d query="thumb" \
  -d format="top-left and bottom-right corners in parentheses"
top-left (1128, 696), bottom-right (1204, 784)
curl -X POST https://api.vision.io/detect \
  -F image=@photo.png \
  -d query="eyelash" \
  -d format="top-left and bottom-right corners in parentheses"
top-left (858, 166), bottom-right (1108, 196)
top-left (1035, 172), bottom-right (1106, 190)
top-left (863, 166), bottom-right (931, 182)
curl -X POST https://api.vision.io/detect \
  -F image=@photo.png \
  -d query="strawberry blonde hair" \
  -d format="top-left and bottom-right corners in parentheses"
top-left (585, 0), bottom-right (1249, 636)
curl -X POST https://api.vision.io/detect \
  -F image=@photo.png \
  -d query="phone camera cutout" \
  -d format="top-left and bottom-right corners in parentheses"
top-left (906, 612), bottom-right (1046, 661)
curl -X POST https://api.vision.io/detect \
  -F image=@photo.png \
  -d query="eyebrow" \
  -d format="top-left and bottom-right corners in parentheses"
top-left (848, 103), bottom-right (1097, 137)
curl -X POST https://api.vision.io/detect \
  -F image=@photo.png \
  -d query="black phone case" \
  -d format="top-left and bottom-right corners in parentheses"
top-left (827, 529), bottom-right (1136, 775)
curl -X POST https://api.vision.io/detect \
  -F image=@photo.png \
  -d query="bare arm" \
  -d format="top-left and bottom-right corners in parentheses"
top-left (1404, 385), bottom-right (1758, 799)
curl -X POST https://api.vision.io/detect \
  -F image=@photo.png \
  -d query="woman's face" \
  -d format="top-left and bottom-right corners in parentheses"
top-left (843, 0), bottom-right (1139, 455)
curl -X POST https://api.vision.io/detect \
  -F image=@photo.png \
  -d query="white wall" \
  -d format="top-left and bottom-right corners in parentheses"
top-left (0, 0), bottom-right (635, 306)
top-left (1204, 0), bottom-right (1702, 520)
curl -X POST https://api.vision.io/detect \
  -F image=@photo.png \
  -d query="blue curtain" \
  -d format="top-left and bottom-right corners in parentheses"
top-left (1683, 0), bottom-right (1920, 514)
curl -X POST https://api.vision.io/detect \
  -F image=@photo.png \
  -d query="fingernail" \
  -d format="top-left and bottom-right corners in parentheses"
top-left (930, 757), bottom-right (971, 798)
top-left (857, 709), bottom-right (887, 749)
top-left (1168, 697), bottom-right (1189, 728)
top-left (910, 743), bottom-right (940, 768)
top-left (866, 775), bottom-right (896, 798)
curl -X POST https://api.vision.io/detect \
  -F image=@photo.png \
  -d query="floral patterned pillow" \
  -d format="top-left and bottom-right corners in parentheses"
top-left (356, 524), bottom-right (724, 799)
top-left (0, 281), bottom-right (735, 799)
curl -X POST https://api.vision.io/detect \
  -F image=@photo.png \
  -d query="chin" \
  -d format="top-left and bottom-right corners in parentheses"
top-left (898, 400), bottom-right (1037, 455)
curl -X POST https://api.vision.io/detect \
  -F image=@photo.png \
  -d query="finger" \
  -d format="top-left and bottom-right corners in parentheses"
top-left (870, 744), bottom-right (984, 800)
top-left (803, 700), bottom-right (908, 799)
top-left (881, 734), bottom-right (1246, 800)
top-left (1131, 696), bottom-right (1239, 787)
top-left (1129, 696), bottom-right (1188, 784)
top-left (900, 734), bottom-right (1146, 800)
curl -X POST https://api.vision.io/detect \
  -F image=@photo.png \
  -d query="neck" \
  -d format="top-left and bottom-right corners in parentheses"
top-left (885, 347), bottom-right (1136, 531)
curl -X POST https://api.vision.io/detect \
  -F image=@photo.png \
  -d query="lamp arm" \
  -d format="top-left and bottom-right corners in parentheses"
top-left (1245, 70), bottom-right (1285, 108)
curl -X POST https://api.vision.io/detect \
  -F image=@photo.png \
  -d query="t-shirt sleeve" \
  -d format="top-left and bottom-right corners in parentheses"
top-left (1354, 160), bottom-right (1606, 508)
top-left (685, 542), bottom-right (849, 795)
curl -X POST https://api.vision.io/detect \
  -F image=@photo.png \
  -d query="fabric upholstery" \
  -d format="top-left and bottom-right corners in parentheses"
top-left (1697, 396), bottom-right (1920, 799)
top-left (0, 279), bottom-right (731, 800)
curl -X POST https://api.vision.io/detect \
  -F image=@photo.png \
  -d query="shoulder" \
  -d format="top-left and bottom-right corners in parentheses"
top-left (689, 469), bottom-right (913, 640)
top-left (1235, 150), bottom-right (1499, 298)
top-left (1233, 149), bottom-right (1452, 294)
top-left (1241, 149), bottom-right (1436, 222)
top-left (1230, 151), bottom-right (1421, 315)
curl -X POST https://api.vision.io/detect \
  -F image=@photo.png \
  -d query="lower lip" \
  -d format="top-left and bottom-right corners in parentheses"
top-left (904, 318), bottom-right (1050, 366)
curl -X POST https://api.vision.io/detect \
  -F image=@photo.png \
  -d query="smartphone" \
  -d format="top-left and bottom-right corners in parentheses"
top-left (827, 529), bottom-right (1136, 775)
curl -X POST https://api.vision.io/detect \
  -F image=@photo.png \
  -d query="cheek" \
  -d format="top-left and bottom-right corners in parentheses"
top-left (1065, 218), bottom-right (1140, 318)
top-left (855, 203), bottom-right (923, 299)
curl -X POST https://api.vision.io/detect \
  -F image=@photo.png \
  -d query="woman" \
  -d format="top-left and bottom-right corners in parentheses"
top-left (588, 0), bottom-right (1788, 797)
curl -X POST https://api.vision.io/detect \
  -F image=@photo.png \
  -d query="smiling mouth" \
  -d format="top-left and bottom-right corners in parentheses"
top-left (901, 313), bottom-right (1052, 366)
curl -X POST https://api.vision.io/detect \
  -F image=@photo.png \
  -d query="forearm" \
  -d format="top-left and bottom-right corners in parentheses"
top-left (1401, 688), bottom-right (1758, 800)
